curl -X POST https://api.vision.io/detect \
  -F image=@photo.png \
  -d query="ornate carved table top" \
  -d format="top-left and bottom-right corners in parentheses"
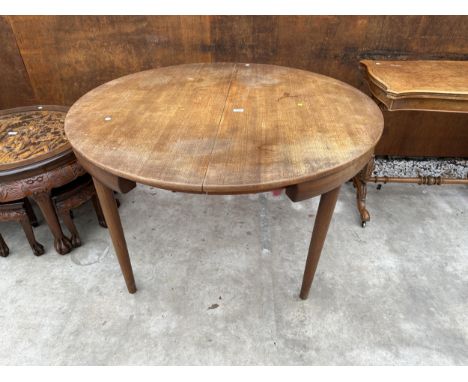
top-left (0, 106), bottom-right (71, 172)
top-left (64, 63), bottom-right (384, 298)
top-left (360, 60), bottom-right (468, 113)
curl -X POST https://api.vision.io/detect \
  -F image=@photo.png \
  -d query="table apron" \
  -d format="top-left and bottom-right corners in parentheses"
top-left (74, 150), bottom-right (136, 194)
top-left (0, 161), bottom-right (85, 202)
top-left (286, 151), bottom-right (374, 202)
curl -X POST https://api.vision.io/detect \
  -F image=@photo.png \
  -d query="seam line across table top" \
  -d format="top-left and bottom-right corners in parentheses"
top-left (201, 63), bottom-right (238, 193)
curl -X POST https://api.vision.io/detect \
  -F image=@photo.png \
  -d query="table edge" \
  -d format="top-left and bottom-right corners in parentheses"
top-left (360, 60), bottom-right (468, 99)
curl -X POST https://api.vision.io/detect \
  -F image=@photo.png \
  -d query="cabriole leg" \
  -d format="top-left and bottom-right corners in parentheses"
top-left (32, 192), bottom-right (72, 255)
top-left (59, 210), bottom-right (81, 248)
top-left (19, 215), bottom-right (45, 256)
top-left (352, 158), bottom-right (374, 228)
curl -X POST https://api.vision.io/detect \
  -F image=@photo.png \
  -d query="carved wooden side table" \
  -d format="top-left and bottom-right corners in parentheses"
top-left (0, 105), bottom-right (86, 254)
top-left (354, 60), bottom-right (468, 227)
top-left (65, 63), bottom-right (383, 299)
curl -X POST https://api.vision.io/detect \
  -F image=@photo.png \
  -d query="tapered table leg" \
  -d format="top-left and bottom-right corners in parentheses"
top-left (300, 186), bottom-right (341, 300)
top-left (32, 192), bottom-right (73, 255)
top-left (92, 177), bottom-right (137, 294)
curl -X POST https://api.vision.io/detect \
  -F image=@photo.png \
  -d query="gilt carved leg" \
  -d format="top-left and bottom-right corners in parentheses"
top-left (19, 215), bottom-right (45, 256)
top-left (352, 158), bottom-right (374, 228)
top-left (33, 192), bottom-right (72, 255)
top-left (0, 233), bottom-right (9, 257)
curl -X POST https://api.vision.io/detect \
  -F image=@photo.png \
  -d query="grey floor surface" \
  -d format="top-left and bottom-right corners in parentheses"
top-left (0, 183), bottom-right (466, 365)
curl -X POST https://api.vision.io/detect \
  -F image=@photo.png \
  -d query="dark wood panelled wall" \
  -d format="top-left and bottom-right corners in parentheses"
top-left (1, 16), bottom-right (467, 157)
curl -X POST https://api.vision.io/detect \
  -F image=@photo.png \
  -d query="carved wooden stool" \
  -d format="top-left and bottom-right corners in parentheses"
top-left (0, 105), bottom-right (86, 254)
top-left (354, 60), bottom-right (468, 227)
top-left (0, 198), bottom-right (44, 256)
top-left (52, 175), bottom-right (108, 248)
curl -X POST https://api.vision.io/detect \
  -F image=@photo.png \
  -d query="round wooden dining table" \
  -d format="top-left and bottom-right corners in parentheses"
top-left (65, 63), bottom-right (383, 299)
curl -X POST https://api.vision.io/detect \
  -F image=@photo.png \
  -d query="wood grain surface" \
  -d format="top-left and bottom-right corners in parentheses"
top-left (362, 60), bottom-right (468, 98)
top-left (2, 16), bottom-right (467, 156)
top-left (7, 16), bottom-right (211, 106)
top-left (65, 63), bottom-right (383, 193)
top-left (0, 17), bottom-right (36, 108)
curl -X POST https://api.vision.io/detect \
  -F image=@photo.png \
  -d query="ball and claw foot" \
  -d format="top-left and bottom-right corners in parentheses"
top-left (70, 233), bottom-right (82, 248)
top-left (32, 242), bottom-right (45, 256)
top-left (54, 236), bottom-right (73, 255)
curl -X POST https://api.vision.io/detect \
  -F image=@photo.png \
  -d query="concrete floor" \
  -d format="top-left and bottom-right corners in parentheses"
top-left (0, 183), bottom-right (466, 365)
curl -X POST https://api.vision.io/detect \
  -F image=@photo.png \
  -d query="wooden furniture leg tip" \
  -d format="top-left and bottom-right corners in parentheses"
top-left (32, 242), bottom-right (45, 256)
top-left (70, 234), bottom-right (82, 248)
top-left (361, 214), bottom-right (370, 228)
top-left (54, 236), bottom-right (73, 255)
top-left (0, 235), bottom-right (9, 257)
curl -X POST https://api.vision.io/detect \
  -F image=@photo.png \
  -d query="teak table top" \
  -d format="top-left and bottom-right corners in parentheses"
top-left (65, 63), bottom-right (383, 194)
top-left (0, 106), bottom-right (70, 172)
top-left (360, 60), bottom-right (468, 113)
